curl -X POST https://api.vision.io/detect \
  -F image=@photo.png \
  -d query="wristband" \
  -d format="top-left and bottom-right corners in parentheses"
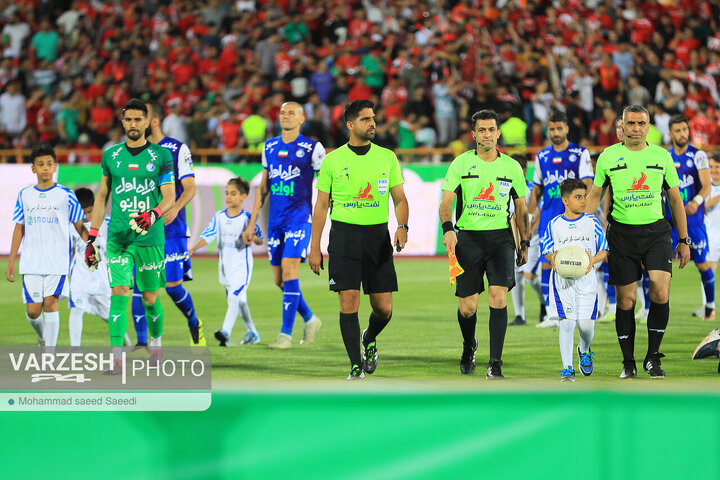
top-left (88, 227), bottom-right (99, 237)
top-left (151, 207), bottom-right (163, 217)
top-left (442, 221), bottom-right (454, 234)
top-left (397, 224), bottom-right (409, 231)
top-left (520, 239), bottom-right (531, 248)
top-left (693, 194), bottom-right (704, 206)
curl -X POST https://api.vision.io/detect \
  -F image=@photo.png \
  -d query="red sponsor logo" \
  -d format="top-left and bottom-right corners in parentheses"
top-left (628, 172), bottom-right (649, 191)
top-left (473, 182), bottom-right (495, 201)
top-left (353, 182), bottom-right (374, 199)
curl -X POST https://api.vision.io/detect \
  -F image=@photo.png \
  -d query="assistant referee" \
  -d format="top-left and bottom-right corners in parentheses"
top-left (439, 109), bottom-right (530, 379)
top-left (585, 105), bottom-right (690, 379)
top-left (309, 100), bottom-right (409, 380)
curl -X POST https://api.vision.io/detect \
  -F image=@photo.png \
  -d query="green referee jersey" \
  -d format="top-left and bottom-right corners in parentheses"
top-left (316, 143), bottom-right (404, 225)
top-left (101, 142), bottom-right (175, 246)
top-left (442, 150), bottom-right (527, 231)
top-left (594, 142), bottom-right (680, 225)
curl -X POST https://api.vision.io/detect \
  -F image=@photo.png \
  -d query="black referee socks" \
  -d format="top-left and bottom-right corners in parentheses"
top-left (489, 307), bottom-right (507, 364)
top-left (647, 301), bottom-right (669, 357)
top-left (615, 307), bottom-right (636, 363)
top-left (339, 312), bottom-right (362, 367)
top-left (365, 311), bottom-right (391, 345)
top-left (457, 309), bottom-right (477, 347)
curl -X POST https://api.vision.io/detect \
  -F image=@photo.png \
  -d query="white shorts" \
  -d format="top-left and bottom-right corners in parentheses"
top-left (709, 243), bottom-right (720, 263)
top-left (548, 270), bottom-right (599, 321)
top-left (522, 234), bottom-right (542, 275)
top-left (226, 284), bottom-right (249, 304)
top-left (69, 292), bottom-right (110, 319)
top-left (22, 274), bottom-right (68, 304)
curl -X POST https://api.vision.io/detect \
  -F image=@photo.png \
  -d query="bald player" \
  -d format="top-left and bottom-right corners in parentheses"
top-left (243, 102), bottom-right (326, 349)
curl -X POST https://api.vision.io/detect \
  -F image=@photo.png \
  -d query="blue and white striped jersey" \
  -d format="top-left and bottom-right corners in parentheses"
top-left (13, 183), bottom-right (84, 275)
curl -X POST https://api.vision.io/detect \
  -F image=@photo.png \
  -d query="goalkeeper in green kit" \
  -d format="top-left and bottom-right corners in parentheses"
top-left (85, 99), bottom-right (175, 372)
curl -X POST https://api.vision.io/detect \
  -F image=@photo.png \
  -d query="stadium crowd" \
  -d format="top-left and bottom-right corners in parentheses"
top-left (1, 0), bottom-right (720, 162)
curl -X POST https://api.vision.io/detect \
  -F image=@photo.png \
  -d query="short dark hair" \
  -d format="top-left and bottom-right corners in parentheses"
top-left (146, 100), bottom-right (165, 123)
top-left (622, 104), bottom-right (649, 121)
top-left (344, 99), bottom-right (375, 123)
top-left (547, 110), bottom-right (568, 125)
top-left (30, 143), bottom-right (56, 164)
top-left (510, 153), bottom-right (527, 170)
top-left (710, 151), bottom-right (720, 163)
top-left (668, 114), bottom-right (688, 130)
top-left (122, 98), bottom-right (148, 115)
top-left (560, 178), bottom-right (587, 198)
top-left (227, 176), bottom-right (250, 195)
top-left (74, 187), bottom-right (94, 209)
top-left (470, 109), bottom-right (499, 129)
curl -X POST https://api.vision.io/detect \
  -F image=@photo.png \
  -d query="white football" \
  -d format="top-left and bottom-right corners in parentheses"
top-left (554, 246), bottom-right (590, 280)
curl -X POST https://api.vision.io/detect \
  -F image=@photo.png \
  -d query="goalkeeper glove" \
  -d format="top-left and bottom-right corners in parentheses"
top-left (129, 207), bottom-right (163, 235)
top-left (85, 228), bottom-right (101, 271)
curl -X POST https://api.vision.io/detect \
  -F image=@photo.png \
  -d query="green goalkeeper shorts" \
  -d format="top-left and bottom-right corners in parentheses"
top-left (106, 241), bottom-right (166, 292)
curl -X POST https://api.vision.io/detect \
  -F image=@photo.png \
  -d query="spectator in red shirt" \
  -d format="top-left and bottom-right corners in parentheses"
top-left (590, 103), bottom-right (619, 147)
top-left (596, 54), bottom-right (622, 106)
top-left (380, 75), bottom-right (408, 120)
top-left (88, 96), bottom-right (114, 146)
top-left (348, 75), bottom-right (374, 103)
top-left (36, 94), bottom-right (55, 143)
top-left (689, 101), bottom-right (719, 147)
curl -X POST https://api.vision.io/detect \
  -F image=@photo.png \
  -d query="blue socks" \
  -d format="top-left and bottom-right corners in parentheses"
top-left (281, 279), bottom-right (301, 335)
top-left (541, 267), bottom-right (550, 306)
top-left (166, 284), bottom-right (199, 328)
top-left (642, 270), bottom-right (650, 310)
top-left (701, 268), bottom-right (716, 308)
top-left (131, 289), bottom-right (147, 344)
top-left (297, 292), bottom-right (314, 322)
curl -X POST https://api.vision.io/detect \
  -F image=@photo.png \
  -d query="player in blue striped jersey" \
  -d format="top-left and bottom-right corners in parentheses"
top-left (190, 177), bottom-right (263, 346)
top-left (6, 144), bottom-right (87, 349)
top-left (130, 101), bottom-right (204, 347)
top-left (665, 115), bottom-right (715, 320)
top-left (528, 111), bottom-right (594, 327)
top-left (541, 179), bottom-right (608, 381)
top-left (243, 102), bottom-right (325, 349)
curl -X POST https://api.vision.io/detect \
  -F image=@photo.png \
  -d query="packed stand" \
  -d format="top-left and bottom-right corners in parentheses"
top-left (1, 0), bottom-right (720, 162)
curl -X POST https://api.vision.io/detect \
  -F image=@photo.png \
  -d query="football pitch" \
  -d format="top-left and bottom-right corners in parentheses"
top-left (2, 255), bottom-right (718, 385)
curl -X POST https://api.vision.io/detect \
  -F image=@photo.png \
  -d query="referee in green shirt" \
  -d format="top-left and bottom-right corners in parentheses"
top-left (309, 100), bottom-right (409, 380)
top-left (585, 105), bottom-right (691, 379)
top-left (439, 109), bottom-right (530, 379)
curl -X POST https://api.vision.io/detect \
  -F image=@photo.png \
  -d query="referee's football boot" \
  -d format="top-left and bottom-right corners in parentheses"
top-left (486, 361), bottom-right (504, 380)
top-left (347, 364), bottom-right (365, 380)
top-left (619, 360), bottom-right (637, 379)
top-left (362, 329), bottom-right (378, 374)
top-left (577, 346), bottom-right (594, 376)
top-left (460, 338), bottom-right (478, 375)
top-left (560, 366), bottom-right (575, 382)
top-left (643, 353), bottom-right (666, 378)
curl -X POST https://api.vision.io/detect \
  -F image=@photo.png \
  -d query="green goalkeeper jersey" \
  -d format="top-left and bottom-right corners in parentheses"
top-left (101, 142), bottom-right (175, 247)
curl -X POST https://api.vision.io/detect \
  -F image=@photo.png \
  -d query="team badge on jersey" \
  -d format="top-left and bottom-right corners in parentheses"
top-left (296, 149), bottom-right (305, 158)
top-left (569, 154), bottom-right (577, 162)
top-left (147, 163), bottom-right (156, 172)
top-left (378, 178), bottom-right (389, 195)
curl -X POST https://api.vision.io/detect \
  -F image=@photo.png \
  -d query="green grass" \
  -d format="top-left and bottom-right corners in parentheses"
top-left (2, 256), bottom-right (718, 385)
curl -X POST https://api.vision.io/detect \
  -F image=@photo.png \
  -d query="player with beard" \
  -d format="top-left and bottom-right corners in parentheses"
top-left (528, 111), bottom-right (593, 328)
top-left (665, 115), bottom-right (714, 320)
top-left (85, 98), bottom-right (175, 372)
top-left (309, 100), bottom-right (409, 380)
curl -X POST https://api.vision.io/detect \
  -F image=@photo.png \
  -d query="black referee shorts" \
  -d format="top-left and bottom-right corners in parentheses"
top-left (327, 221), bottom-right (398, 294)
top-left (455, 228), bottom-right (516, 298)
top-left (607, 219), bottom-right (673, 286)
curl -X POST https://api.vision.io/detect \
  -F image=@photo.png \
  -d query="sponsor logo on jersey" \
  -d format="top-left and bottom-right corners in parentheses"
top-left (628, 172), bottom-right (650, 191)
top-left (271, 181), bottom-right (295, 197)
top-left (473, 183), bottom-right (495, 201)
top-left (354, 182), bottom-right (374, 199)
top-left (160, 141), bottom-right (178, 152)
top-left (378, 178), bottom-right (389, 195)
top-left (542, 169), bottom-right (576, 187)
top-left (297, 141), bottom-right (314, 151)
top-left (26, 215), bottom-right (59, 226)
top-left (269, 164), bottom-right (301, 181)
